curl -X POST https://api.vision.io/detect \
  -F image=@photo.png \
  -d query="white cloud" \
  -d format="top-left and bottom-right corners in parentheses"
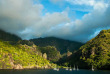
top-left (66, 0), bottom-right (108, 7)
top-left (44, 0), bottom-right (110, 42)
top-left (0, 0), bottom-right (110, 43)
top-left (50, 0), bottom-right (109, 12)
top-left (0, 0), bottom-right (70, 39)
top-left (66, 0), bottom-right (109, 12)
top-left (66, 0), bottom-right (96, 6)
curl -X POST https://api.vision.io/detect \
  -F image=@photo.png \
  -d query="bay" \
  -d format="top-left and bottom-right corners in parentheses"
top-left (0, 69), bottom-right (110, 74)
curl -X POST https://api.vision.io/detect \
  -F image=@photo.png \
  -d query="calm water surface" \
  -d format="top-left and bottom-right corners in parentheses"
top-left (0, 69), bottom-right (110, 74)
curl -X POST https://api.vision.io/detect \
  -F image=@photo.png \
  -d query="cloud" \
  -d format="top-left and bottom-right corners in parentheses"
top-left (50, 0), bottom-right (109, 12)
top-left (0, 0), bottom-right (110, 43)
top-left (43, 1), bottom-right (110, 42)
top-left (0, 0), bottom-right (43, 33)
top-left (0, 0), bottom-right (70, 39)
top-left (66, 0), bottom-right (96, 6)
top-left (65, 0), bottom-right (108, 7)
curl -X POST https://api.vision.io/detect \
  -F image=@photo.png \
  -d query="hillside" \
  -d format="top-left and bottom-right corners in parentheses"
top-left (0, 29), bottom-right (21, 41)
top-left (38, 46), bottom-right (61, 62)
top-left (30, 37), bottom-right (84, 54)
top-left (80, 29), bottom-right (110, 69)
top-left (0, 40), bottom-right (55, 69)
top-left (0, 30), bottom-right (55, 69)
top-left (0, 30), bottom-right (67, 64)
top-left (17, 40), bottom-right (62, 63)
top-left (64, 29), bottom-right (110, 70)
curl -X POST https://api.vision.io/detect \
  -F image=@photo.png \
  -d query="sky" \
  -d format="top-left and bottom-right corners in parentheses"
top-left (0, 0), bottom-right (110, 43)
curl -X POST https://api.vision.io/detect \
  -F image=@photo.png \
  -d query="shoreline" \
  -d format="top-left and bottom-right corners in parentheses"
top-left (0, 67), bottom-right (110, 71)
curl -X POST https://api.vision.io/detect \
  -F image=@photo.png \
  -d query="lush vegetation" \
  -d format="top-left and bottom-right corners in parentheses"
top-left (0, 40), bottom-right (56, 69)
top-left (80, 29), bottom-right (110, 69)
top-left (30, 37), bottom-right (83, 54)
top-left (39, 46), bottom-right (61, 62)
top-left (30, 37), bottom-right (83, 64)
top-left (0, 30), bottom-right (56, 69)
top-left (61, 29), bottom-right (110, 70)
top-left (0, 29), bottom-right (21, 41)
top-left (2, 29), bottom-right (110, 70)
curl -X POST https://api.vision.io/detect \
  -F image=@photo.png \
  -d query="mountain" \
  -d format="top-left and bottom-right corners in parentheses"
top-left (64, 29), bottom-right (110, 70)
top-left (0, 40), bottom-right (54, 69)
top-left (17, 40), bottom-right (62, 63)
top-left (0, 30), bottom-right (55, 69)
top-left (0, 29), bottom-right (21, 41)
top-left (30, 37), bottom-right (84, 54)
top-left (80, 29), bottom-right (110, 69)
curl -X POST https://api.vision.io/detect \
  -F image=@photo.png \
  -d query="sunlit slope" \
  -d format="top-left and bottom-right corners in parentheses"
top-left (0, 40), bottom-right (54, 69)
top-left (80, 29), bottom-right (110, 69)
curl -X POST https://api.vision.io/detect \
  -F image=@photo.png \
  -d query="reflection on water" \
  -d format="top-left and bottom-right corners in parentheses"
top-left (0, 69), bottom-right (110, 74)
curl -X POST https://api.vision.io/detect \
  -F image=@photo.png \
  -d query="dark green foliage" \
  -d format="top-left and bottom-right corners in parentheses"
top-left (80, 29), bottom-right (110, 69)
top-left (30, 37), bottom-right (84, 54)
top-left (0, 29), bottom-right (21, 41)
top-left (61, 29), bottom-right (110, 70)
top-left (39, 46), bottom-right (61, 62)
top-left (60, 50), bottom-right (88, 69)
top-left (17, 40), bottom-right (34, 46)
top-left (30, 37), bottom-right (84, 63)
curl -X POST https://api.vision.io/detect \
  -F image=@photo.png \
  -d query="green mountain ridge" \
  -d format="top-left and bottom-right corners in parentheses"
top-left (30, 37), bottom-right (84, 54)
top-left (0, 29), bottom-right (83, 69)
top-left (1, 29), bottom-right (110, 70)
top-left (0, 30), bottom-right (55, 69)
top-left (30, 37), bottom-right (84, 63)
top-left (0, 40), bottom-right (54, 69)
top-left (0, 29), bottom-right (21, 41)
top-left (64, 29), bottom-right (110, 70)
top-left (80, 29), bottom-right (110, 69)
top-left (17, 40), bottom-right (61, 63)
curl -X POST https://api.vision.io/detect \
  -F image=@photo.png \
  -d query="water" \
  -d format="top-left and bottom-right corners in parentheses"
top-left (0, 69), bottom-right (110, 74)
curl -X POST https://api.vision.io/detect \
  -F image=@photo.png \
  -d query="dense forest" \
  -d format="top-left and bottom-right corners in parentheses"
top-left (63, 29), bottom-right (110, 70)
top-left (30, 37), bottom-right (83, 54)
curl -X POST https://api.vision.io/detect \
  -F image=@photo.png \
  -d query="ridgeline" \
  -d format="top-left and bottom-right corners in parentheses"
top-left (63, 29), bottom-right (110, 70)
top-left (0, 30), bottom-right (55, 69)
